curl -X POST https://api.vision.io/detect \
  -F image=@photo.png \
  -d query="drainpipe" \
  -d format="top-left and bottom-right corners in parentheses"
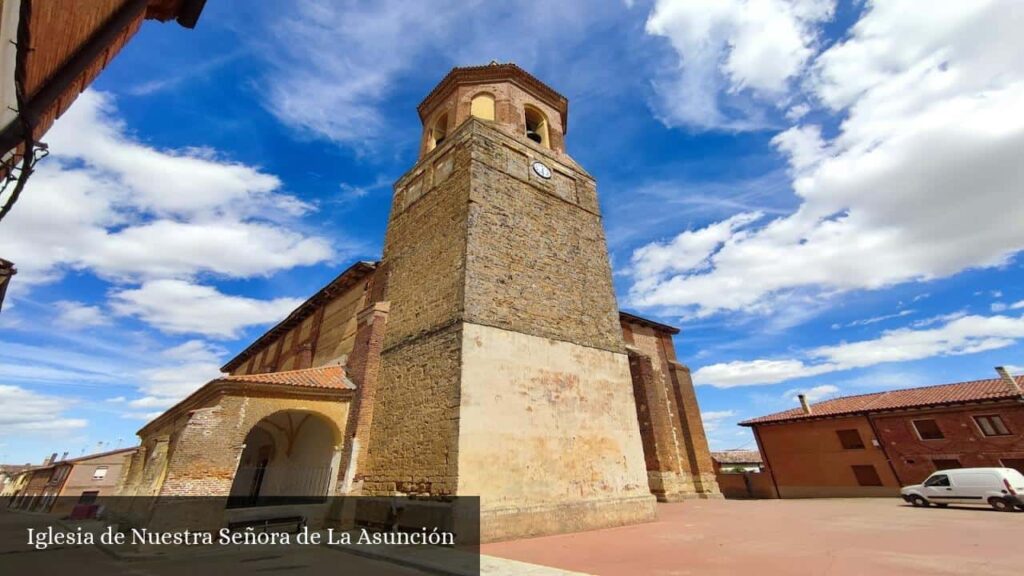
top-left (866, 413), bottom-right (902, 486)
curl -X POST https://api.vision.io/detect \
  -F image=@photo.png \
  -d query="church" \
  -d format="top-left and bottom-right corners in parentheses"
top-left (114, 63), bottom-right (720, 542)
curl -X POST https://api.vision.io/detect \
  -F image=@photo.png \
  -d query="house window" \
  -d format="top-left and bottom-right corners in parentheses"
top-left (836, 429), bottom-right (865, 449)
top-left (973, 414), bottom-right (1011, 437)
top-left (524, 105), bottom-right (550, 148)
top-left (931, 458), bottom-right (961, 471)
top-left (78, 491), bottom-right (99, 505)
top-left (470, 93), bottom-right (495, 121)
top-left (912, 419), bottom-right (944, 440)
top-left (92, 466), bottom-right (108, 480)
top-left (1001, 459), bottom-right (1024, 475)
top-left (851, 465), bottom-right (883, 487)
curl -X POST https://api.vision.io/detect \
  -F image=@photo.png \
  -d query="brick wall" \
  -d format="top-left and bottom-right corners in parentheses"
top-left (871, 401), bottom-right (1024, 484)
top-left (622, 319), bottom-right (720, 500)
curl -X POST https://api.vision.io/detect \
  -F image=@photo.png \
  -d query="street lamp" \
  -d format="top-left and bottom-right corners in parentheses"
top-left (0, 258), bottom-right (15, 313)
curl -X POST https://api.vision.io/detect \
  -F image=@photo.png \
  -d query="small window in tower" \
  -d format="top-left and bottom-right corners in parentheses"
top-left (470, 93), bottom-right (495, 121)
top-left (429, 112), bottom-right (449, 151)
top-left (524, 105), bottom-right (550, 148)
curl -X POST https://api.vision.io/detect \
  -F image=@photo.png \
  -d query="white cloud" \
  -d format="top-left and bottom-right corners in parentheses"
top-left (0, 90), bottom-right (334, 284)
top-left (247, 0), bottom-right (626, 146)
top-left (834, 309), bottom-right (914, 329)
top-left (256, 0), bottom-right (469, 145)
top-left (701, 409), bottom-right (737, 433)
top-left (127, 340), bottom-right (226, 412)
top-left (0, 385), bottom-right (88, 434)
top-left (783, 384), bottom-right (838, 403)
top-left (54, 301), bottom-right (110, 329)
top-left (694, 358), bottom-right (833, 388)
top-left (645, 0), bottom-right (835, 129)
top-left (694, 312), bottom-right (1024, 387)
top-left (111, 280), bottom-right (302, 339)
top-left (630, 1), bottom-right (1024, 319)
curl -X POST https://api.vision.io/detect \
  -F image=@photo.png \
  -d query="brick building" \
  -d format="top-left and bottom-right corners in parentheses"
top-left (741, 369), bottom-right (1024, 498)
top-left (7, 447), bottom-right (136, 514)
top-left (115, 63), bottom-right (720, 542)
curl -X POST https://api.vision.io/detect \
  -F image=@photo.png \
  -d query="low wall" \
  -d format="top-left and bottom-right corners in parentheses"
top-left (715, 472), bottom-right (778, 499)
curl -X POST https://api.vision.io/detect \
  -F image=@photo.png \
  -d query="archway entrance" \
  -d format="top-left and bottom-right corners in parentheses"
top-left (227, 410), bottom-right (341, 508)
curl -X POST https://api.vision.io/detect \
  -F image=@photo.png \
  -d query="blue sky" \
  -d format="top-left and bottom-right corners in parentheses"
top-left (2, 0), bottom-right (1024, 463)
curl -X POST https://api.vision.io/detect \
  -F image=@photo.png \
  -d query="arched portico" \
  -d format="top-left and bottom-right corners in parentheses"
top-left (228, 409), bottom-right (343, 507)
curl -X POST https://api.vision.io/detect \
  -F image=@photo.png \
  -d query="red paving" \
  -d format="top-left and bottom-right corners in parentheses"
top-left (481, 498), bottom-right (1024, 576)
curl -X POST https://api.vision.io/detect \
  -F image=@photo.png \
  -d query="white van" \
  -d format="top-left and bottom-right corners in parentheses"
top-left (901, 467), bottom-right (1024, 512)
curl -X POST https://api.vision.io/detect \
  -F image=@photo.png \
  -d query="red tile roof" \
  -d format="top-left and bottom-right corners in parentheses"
top-left (741, 375), bottom-right (1024, 426)
top-left (218, 365), bottom-right (354, 391)
top-left (712, 450), bottom-right (763, 464)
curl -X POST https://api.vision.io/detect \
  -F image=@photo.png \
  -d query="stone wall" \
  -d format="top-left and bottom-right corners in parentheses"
top-left (362, 324), bottom-right (463, 497)
top-left (463, 121), bottom-right (622, 352)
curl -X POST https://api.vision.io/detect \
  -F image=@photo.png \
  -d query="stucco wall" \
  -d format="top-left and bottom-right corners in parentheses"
top-left (458, 322), bottom-right (655, 539)
top-left (755, 416), bottom-right (901, 498)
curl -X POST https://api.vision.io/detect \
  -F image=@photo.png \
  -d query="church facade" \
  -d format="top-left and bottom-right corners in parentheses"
top-left (115, 63), bottom-right (719, 541)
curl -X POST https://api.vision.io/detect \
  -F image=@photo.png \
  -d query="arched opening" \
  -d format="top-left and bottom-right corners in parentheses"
top-left (470, 93), bottom-right (495, 121)
top-left (227, 410), bottom-right (341, 508)
top-left (428, 111), bottom-right (449, 151)
top-left (524, 105), bottom-right (550, 148)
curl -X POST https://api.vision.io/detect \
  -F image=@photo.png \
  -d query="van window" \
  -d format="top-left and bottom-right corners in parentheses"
top-left (924, 474), bottom-right (949, 487)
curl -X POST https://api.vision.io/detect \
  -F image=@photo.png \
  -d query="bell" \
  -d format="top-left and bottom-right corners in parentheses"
top-left (526, 130), bottom-right (542, 144)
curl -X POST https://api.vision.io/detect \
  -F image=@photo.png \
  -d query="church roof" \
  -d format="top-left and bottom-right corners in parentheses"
top-left (217, 365), bottom-right (355, 390)
top-left (138, 365), bottom-right (355, 436)
top-left (619, 311), bottom-right (681, 335)
top-left (220, 261), bottom-right (378, 372)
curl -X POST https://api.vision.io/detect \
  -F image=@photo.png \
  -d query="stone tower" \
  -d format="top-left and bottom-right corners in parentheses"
top-left (362, 63), bottom-right (657, 541)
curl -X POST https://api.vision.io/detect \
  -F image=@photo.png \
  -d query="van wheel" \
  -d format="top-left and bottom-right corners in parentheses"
top-left (989, 498), bottom-right (1015, 512)
top-left (910, 496), bottom-right (929, 507)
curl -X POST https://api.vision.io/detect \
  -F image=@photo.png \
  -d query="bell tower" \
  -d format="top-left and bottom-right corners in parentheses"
top-left (363, 63), bottom-right (656, 540)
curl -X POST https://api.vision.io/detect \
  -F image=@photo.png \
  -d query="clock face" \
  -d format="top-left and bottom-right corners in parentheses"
top-left (531, 161), bottom-right (552, 179)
